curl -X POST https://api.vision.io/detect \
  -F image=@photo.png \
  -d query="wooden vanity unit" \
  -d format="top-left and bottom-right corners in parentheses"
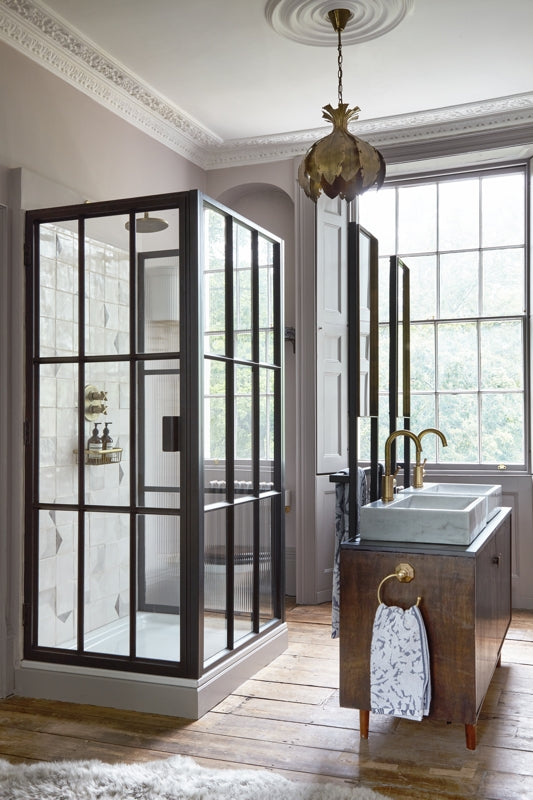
top-left (339, 507), bottom-right (512, 750)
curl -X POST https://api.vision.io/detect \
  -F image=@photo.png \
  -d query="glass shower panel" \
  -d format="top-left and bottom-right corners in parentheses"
top-left (259, 497), bottom-right (274, 627)
top-left (138, 360), bottom-right (180, 510)
top-left (204, 506), bottom-right (228, 663)
top-left (259, 367), bottom-right (275, 489)
top-left (137, 513), bottom-right (180, 662)
top-left (39, 362), bottom-right (78, 505)
top-left (37, 509), bottom-right (78, 648)
top-left (204, 207), bottom-right (226, 357)
top-left (139, 248), bottom-right (180, 354)
top-left (204, 357), bottom-right (227, 504)
top-left (234, 364), bottom-right (253, 491)
top-left (234, 223), bottom-right (252, 361)
top-left (258, 235), bottom-right (274, 365)
top-left (84, 215), bottom-right (130, 357)
top-left (233, 501), bottom-right (254, 644)
top-left (84, 361), bottom-right (130, 507)
top-left (39, 222), bottom-right (79, 358)
top-left (84, 511), bottom-right (130, 656)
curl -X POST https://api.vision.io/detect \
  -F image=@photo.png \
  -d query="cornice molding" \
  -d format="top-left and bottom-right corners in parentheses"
top-left (1, 0), bottom-right (532, 171)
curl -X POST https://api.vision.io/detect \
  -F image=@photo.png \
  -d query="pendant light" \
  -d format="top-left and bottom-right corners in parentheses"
top-left (297, 8), bottom-right (386, 202)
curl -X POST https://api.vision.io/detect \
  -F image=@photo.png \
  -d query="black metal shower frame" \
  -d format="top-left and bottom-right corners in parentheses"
top-left (23, 190), bottom-right (285, 682)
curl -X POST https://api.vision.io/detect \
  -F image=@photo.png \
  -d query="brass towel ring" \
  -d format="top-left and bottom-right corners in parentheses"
top-left (377, 562), bottom-right (422, 607)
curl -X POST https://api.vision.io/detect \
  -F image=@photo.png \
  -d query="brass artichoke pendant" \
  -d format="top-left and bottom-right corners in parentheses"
top-left (298, 104), bottom-right (386, 202)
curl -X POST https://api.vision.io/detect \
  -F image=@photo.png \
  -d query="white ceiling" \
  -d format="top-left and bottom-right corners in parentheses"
top-left (2, 0), bottom-right (533, 168)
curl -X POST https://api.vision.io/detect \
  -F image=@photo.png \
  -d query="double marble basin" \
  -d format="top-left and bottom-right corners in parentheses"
top-left (359, 482), bottom-right (502, 546)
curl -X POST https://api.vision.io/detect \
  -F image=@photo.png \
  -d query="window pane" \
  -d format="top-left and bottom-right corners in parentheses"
top-left (482, 173), bottom-right (524, 247)
top-left (39, 223), bottom-right (79, 358)
top-left (481, 394), bottom-right (524, 464)
top-left (480, 320), bottom-right (523, 390)
top-left (235, 364), bottom-right (253, 487)
top-left (359, 187), bottom-right (396, 256)
top-left (439, 252), bottom-right (479, 319)
top-left (482, 248), bottom-right (525, 316)
top-left (398, 184), bottom-right (437, 253)
top-left (438, 323), bottom-right (477, 390)
top-left (378, 257), bottom-right (390, 323)
top-left (438, 395), bottom-right (479, 462)
top-left (40, 363), bottom-right (78, 505)
top-left (259, 497), bottom-right (274, 627)
top-left (410, 324), bottom-right (435, 391)
top-left (438, 177), bottom-right (479, 251)
top-left (406, 256), bottom-right (436, 322)
top-left (258, 236), bottom-right (275, 365)
top-left (410, 395), bottom-right (437, 459)
top-left (234, 502), bottom-right (254, 644)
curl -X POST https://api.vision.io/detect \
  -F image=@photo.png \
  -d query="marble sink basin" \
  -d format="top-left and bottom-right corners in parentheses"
top-left (359, 492), bottom-right (488, 545)
top-left (403, 482), bottom-right (502, 522)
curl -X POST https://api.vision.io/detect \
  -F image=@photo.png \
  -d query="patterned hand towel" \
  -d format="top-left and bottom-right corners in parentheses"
top-left (370, 602), bottom-right (431, 721)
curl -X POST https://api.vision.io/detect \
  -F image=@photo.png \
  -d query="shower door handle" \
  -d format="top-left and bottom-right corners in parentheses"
top-left (162, 416), bottom-right (180, 451)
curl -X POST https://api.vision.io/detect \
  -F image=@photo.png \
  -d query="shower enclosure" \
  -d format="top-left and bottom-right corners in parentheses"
top-left (21, 190), bottom-right (285, 716)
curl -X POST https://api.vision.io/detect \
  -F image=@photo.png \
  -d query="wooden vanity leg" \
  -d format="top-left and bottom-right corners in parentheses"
top-left (465, 723), bottom-right (477, 750)
top-left (359, 709), bottom-right (370, 739)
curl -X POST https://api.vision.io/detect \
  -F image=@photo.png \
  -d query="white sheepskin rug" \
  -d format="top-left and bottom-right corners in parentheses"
top-left (0, 755), bottom-right (390, 800)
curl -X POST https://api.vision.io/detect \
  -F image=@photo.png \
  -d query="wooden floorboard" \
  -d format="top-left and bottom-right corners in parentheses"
top-left (0, 602), bottom-right (532, 800)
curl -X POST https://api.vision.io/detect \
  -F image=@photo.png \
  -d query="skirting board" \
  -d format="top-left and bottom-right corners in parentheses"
top-left (14, 623), bottom-right (288, 720)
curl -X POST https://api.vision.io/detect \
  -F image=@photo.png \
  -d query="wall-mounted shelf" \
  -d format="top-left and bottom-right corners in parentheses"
top-left (74, 448), bottom-right (123, 465)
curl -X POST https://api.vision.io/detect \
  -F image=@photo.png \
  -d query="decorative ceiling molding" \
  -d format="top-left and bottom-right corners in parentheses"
top-left (0, 0), bottom-right (532, 171)
top-left (265, 0), bottom-right (415, 46)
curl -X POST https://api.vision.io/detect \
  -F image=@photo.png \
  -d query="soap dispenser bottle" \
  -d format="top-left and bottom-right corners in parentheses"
top-left (101, 422), bottom-right (113, 450)
top-left (87, 423), bottom-right (102, 456)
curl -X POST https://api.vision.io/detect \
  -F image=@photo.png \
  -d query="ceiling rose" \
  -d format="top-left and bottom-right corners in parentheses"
top-left (265, 0), bottom-right (414, 46)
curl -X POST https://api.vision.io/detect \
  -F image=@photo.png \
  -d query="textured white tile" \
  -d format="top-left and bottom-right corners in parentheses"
top-left (40, 286), bottom-right (56, 317)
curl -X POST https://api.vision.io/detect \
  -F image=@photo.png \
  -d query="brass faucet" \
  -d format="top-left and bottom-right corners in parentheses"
top-left (413, 428), bottom-right (448, 488)
top-left (382, 429), bottom-right (423, 502)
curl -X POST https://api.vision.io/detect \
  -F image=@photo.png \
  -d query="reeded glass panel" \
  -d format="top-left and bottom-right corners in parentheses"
top-left (84, 361), bottom-right (130, 507)
top-left (259, 498), bottom-right (274, 627)
top-left (481, 394), bottom-right (524, 464)
top-left (38, 509), bottom-right (78, 648)
top-left (204, 358), bottom-right (227, 504)
top-left (140, 246), bottom-right (180, 355)
top-left (234, 223), bottom-right (252, 361)
top-left (233, 502), bottom-right (254, 644)
top-left (437, 323), bottom-right (478, 391)
top-left (204, 506), bottom-right (228, 663)
top-left (84, 511), bottom-right (130, 655)
top-left (204, 207), bottom-right (226, 357)
top-left (139, 360), bottom-right (180, 510)
top-left (440, 252), bottom-right (479, 319)
top-left (398, 184), bottom-right (437, 254)
top-left (235, 364), bottom-right (253, 489)
top-left (438, 395), bottom-right (479, 462)
top-left (137, 514), bottom-right (180, 661)
top-left (258, 236), bottom-right (275, 365)
top-left (482, 173), bottom-right (525, 248)
top-left (406, 256), bottom-right (436, 322)
top-left (438, 178), bottom-right (479, 251)
top-left (84, 216), bottom-right (130, 356)
top-left (39, 363), bottom-right (78, 505)
top-left (482, 249), bottom-right (525, 316)
top-left (39, 223), bottom-right (79, 357)
top-left (480, 321), bottom-right (523, 390)
top-left (259, 368), bottom-right (275, 488)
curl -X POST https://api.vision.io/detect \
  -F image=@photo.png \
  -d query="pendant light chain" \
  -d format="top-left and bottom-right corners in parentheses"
top-left (337, 25), bottom-right (343, 105)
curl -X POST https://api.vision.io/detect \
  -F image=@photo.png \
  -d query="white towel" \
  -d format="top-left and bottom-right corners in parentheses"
top-left (370, 602), bottom-right (431, 721)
